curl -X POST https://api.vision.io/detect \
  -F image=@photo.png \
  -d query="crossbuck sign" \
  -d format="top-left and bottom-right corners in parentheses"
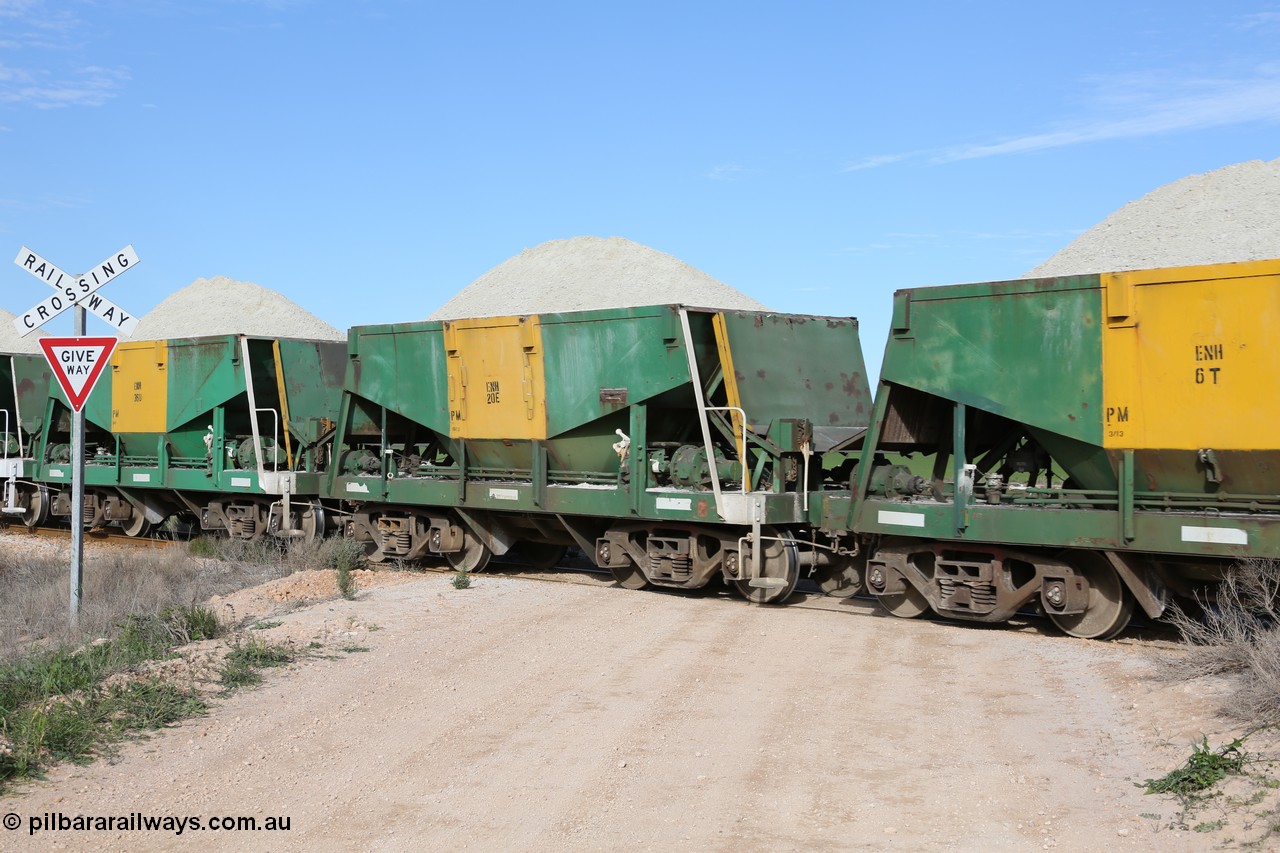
top-left (12, 245), bottom-right (139, 336)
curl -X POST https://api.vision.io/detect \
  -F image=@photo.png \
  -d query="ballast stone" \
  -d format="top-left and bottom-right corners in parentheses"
top-left (1027, 157), bottom-right (1280, 278)
top-left (132, 276), bottom-right (345, 342)
top-left (429, 236), bottom-right (772, 320)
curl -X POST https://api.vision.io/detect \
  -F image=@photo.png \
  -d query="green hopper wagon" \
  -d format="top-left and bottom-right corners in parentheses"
top-left (853, 258), bottom-right (1280, 638)
top-left (332, 304), bottom-right (871, 603)
top-left (32, 334), bottom-right (345, 540)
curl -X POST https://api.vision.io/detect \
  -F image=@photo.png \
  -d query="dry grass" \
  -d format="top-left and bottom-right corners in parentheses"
top-left (0, 531), bottom-right (369, 791)
top-left (0, 534), bottom-right (347, 663)
top-left (1159, 558), bottom-right (1280, 726)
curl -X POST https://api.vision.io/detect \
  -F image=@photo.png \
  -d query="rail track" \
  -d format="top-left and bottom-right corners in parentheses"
top-left (0, 523), bottom-right (186, 549)
top-left (0, 525), bottom-right (1180, 646)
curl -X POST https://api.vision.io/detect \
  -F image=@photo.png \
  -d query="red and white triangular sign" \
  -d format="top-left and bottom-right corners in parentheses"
top-left (39, 336), bottom-right (118, 413)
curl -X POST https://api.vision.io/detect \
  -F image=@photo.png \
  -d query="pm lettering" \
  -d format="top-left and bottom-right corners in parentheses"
top-left (486, 380), bottom-right (500, 404)
top-left (1105, 405), bottom-right (1128, 438)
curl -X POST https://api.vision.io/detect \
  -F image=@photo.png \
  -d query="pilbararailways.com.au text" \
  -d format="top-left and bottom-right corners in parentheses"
top-left (7, 811), bottom-right (291, 835)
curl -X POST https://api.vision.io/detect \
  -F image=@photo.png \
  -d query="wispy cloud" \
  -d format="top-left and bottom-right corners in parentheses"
top-left (840, 153), bottom-right (915, 172)
top-left (0, 194), bottom-right (89, 211)
top-left (845, 66), bottom-right (1280, 170)
top-left (0, 1), bottom-right (127, 108)
top-left (0, 63), bottom-right (129, 109)
top-left (1234, 10), bottom-right (1280, 31)
top-left (704, 163), bottom-right (758, 181)
top-left (0, 1), bottom-right (41, 17)
top-left (941, 71), bottom-right (1280, 162)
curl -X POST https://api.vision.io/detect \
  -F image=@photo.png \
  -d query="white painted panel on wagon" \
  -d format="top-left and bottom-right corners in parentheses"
top-left (1180, 525), bottom-right (1247, 545)
top-left (878, 510), bottom-right (926, 528)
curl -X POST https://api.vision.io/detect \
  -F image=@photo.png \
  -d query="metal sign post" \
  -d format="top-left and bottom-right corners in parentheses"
top-left (13, 246), bottom-right (138, 627)
top-left (70, 308), bottom-right (86, 625)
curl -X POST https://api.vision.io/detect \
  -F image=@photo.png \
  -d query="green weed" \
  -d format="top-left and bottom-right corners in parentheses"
top-left (327, 539), bottom-right (366, 601)
top-left (187, 537), bottom-right (221, 558)
top-left (325, 539), bottom-right (368, 573)
top-left (219, 637), bottom-right (294, 692)
top-left (1142, 737), bottom-right (1247, 799)
top-left (335, 565), bottom-right (358, 600)
top-left (0, 613), bottom-right (217, 790)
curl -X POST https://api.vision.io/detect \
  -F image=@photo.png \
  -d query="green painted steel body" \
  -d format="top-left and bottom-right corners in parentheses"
top-left (332, 304), bottom-right (869, 531)
top-left (10, 355), bottom-right (52, 447)
top-left (854, 271), bottom-right (1280, 562)
top-left (34, 336), bottom-right (345, 497)
top-left (0, 355), bottom-right (52, 478)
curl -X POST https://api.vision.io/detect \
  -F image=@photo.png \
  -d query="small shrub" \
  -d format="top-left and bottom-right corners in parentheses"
top-left (325, 539), bottom-right (366, 601)
top-left (115, 614), bottom-right (181, 664)
top-left (103, 678), bottom-right (207, 732)
top-left (187, 537), bottom-right (221, 558)
top-left (1142, 737), bottom-right (1247, 798)
top-left (1160, 558), bottom-right (1280, 724)
top-left (325, 539), bottom-right (368, 573)
top-left (452, 571), bottom-right (471, 590)
top-left (169, 605), bottom-right (224, 643)
top-left (0, 631), bottom-right (209, 788)
top-left (220, 637), bottom-right (293, 692)
top-left (336, 565), bottom-right (358, 600)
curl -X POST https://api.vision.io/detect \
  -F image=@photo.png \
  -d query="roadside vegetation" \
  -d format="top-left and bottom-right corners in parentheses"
top-left (0, 533), bottom-right (377, 792)
top-left (1145, 558), bottom-right (1280, 844)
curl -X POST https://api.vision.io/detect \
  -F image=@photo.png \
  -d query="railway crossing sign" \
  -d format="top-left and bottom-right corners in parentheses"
top-left (12, 245), bottom-right (139, 336)
top-left (9, 242), bottom-right (141, 629)
top-left (38, 337), bottom-right (118, 413)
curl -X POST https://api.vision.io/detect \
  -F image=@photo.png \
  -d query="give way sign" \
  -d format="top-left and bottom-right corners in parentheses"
top-left (39, 337), bottom-right (118, 413)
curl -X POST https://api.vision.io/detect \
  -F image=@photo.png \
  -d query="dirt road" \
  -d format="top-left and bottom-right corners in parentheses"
top-left (0, 571), bottom-right (1238, 851)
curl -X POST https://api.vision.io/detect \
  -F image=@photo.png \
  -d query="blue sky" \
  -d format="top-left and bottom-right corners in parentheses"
top-left (1, 1), bottom-right (1278, 380)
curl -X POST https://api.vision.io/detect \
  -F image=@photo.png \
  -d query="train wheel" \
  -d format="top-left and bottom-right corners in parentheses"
top-left (609, 560), bottom-right (650, 590)
top-left (365, 540), bottom-right (390, 564)
top-left (1049, 552), bottom-right (1134, 640)
top-left (446, 527), bottom-right (492, 573)
top-left (813, 553), bottom-right (866, 598)
top-left (122, 511), bottom-right (152, 538)
top-left (21, 484), bottom-right (48, 528)
top-left (733, 527), bottom-right (799, 605)
top-left (877, 585), bottom-right (931, 618)
top-left (296, 501), bottom-right (326, 543)
top-left (516, 542), bottom-right (567, 571)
